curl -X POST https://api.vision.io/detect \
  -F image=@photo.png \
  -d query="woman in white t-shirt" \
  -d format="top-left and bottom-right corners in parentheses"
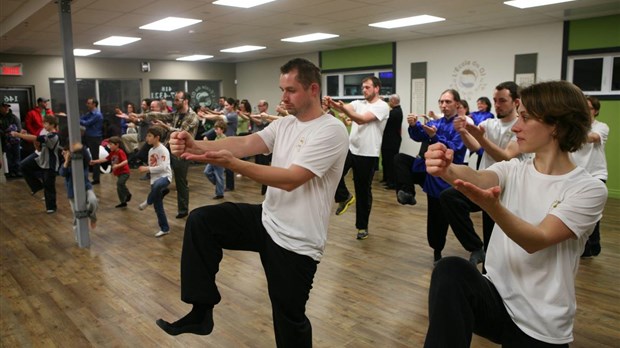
top-left (423, 81), bottom-right (607, 347)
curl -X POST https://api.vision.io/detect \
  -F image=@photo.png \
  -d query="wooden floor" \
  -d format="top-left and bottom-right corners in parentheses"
top-left (1, 164), bottom-right (619, 347)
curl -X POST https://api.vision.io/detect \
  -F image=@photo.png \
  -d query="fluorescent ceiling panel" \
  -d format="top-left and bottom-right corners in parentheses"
top-left (281, 33), bottom-right (339, 43)
top-left (176, 55), bottom-right (214, 61)
top-left (503, 0), bottom-right (575, 8)
top-left (369, 15), bottom-right (445, 29)
top-left (139, 17), bottom-right (202, 31)
top-left (73, 49), bottom-right (101, 56)
top-left (212, 0), bottom-right (276, 9)
top-left (220, 45), bottom-right (266, 53)
top-left (94, 36), bottom-right (141, 46)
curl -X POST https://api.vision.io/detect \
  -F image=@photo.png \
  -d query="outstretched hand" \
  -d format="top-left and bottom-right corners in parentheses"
top-left (453, 179), bottom-right (501, 212)
top-left (422, 124), bottom-right (438, 138)
top-left (182, 149), bottom-right (234, 167)
top-left (465, 123), bottom-right (485, 139)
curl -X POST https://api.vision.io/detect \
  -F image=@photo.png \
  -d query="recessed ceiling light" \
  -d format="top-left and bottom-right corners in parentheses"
top-left (73, 49), bottom-right (101, 56)
top-left (94, 36), bottom-right (141, 46)
top-left (212, 0), bottom-right (276, 9)
top-left (503, 0), bottom-right (575, 9)
top-left (220, 45), bottom-right (266, 53)
top-left (176, 55), bottom-right (214, 61)
top-left (369, 15), bottom-right (445, 29)
top-left (281, 33), bottom-right (339, 43)
top-left (140, 17), bottom-right (202, 31)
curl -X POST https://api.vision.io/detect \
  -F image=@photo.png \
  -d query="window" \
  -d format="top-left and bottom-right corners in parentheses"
top-left (568, 54), bottom-right (620, 95)
top-left (323, 69), bottom-right (394, 101)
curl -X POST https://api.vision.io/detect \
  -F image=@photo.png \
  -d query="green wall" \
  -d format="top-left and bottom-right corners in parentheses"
top-left (568, 15), bottom-right (620, 50)
top-left (568, 15), bottom-right (620, 198)
top-left (321, 43), bottom-right (393, 70)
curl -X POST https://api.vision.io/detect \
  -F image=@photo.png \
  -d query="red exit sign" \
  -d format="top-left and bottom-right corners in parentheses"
top-left (0, 63), bottom-right (23, 76)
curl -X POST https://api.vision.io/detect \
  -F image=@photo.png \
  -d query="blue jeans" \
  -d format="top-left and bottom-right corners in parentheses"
top-left (147, 177), bottom-right (170, 232)
top-left (204, 164), bottom-right (224, 196)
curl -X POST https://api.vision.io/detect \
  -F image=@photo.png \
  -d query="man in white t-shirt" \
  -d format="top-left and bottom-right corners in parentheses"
top-left (325, 76), bottom-right (389, 240)
top-left (156, 58), bottom-right (349, 347)
top-left (570, 95), bottom-right (609, 257)
top-left (440, 81), bottom-right (525, 266)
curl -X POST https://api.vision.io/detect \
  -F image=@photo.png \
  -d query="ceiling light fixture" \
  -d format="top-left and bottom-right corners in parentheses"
top-left (503, 0), bottom-right (575, 9)
top-left (140, 17), bottom-right (202, 31)
top-left (369, 15), bottom-right (445, 29)
top-left (220, 45), bottom-right (266, 53)
top-left (212, 0), bottom-right (276, 9)
top-left (94, 36), bottom-right (141, 46)
top-left (281, 33), bottom-right (339, 43)
top-left (176, 55), bottom-right (214, 61)
top-left (73, 49), bottom-right (101, 56)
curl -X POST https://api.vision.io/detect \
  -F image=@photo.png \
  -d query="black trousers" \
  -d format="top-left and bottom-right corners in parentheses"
top-left (394, 153), bottom-right (426, 196)
top-left (425, 257), bottom-right (568, 348)
top-left (20, 153), bottom-right (57, 211)
top-left (440, 187), bottom-right (495, 252)
top-left (381, 146), bottom-right (398, 186)
top-left (255, 153), bottom-right (272, 195)
top-left (83, 135), bottom-right (102, 182)
top-left (171, 155), bottom-right (190, 215)
top-left (180, 202), bottom-right (317, 348)
top-left (334, 151), bottom-right (378, 230)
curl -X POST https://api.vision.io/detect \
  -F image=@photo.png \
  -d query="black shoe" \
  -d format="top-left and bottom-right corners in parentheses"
top-left (396, 190), bottom-right (416, 205)
top-left (162, 188), bottom-right (170, 198)
top-left (156, 318), bottom-right (213, 336)
top-left (213, 195), bottom-right (224, 200)
top-left (176, 212), bottom-right (188, 219)
top-left (115, 202), bottom-right (128, 208)
top-left (126, 193), bottom-right (132, 203)
top-left (92, 180), bottom-right (100, 185)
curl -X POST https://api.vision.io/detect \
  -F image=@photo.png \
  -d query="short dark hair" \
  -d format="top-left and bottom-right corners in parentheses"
top-left (476, 96), bottom-right (492, 112)
top-left (43, 115), bottom-right (58, 127)
top-left (177, 91), bottom-right (190, 103)
top-left (88, 98), bottom-right (99, 107)
top-left (440, 89), bottom-right (461, 103)
top-left (214, 120), bottom-right (227, 132)
top-left (280, 58), bottom-right (321, 90)
top-left (108, 136), bottom-right (121, 145)
top-left (520, 81), bottom-right (590, 153)
top-left (147, 125), bottom-right (166, 139)
top-left (586, 96), bottom-right (600, 116)
top-left (495, 81), bottom-right (520, 101)
top-left (362, 76), bottom-right (381, 89)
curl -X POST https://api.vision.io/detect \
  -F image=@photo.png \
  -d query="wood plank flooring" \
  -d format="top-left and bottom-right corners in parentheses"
top-left (1, 164), bottom-right (619, 347)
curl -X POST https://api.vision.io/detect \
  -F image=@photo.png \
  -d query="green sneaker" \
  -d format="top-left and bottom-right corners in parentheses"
top-left (335, 195), bottom-right (355, 216)
top-left (356, 229), bottom-right (368, 240)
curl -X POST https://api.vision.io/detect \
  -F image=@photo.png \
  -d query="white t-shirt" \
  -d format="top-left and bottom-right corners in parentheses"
top-left (478, 117), bottom-right (518, 169)
top-left (348, 99), bottom-right (390, 157)
top-left (148, 143), bottom-right (172, 184)
top-left (569, 120), bottom-right (609, 180)
top-left (485, 158), bottom-right (607, 344)
top-left (258, 114), bottom-right (349, 261)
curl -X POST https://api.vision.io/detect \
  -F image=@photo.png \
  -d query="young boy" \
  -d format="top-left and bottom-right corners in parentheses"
top-left (90, 136), bottom-right (132, 208)
top-left (203, 120), bottom-right (227, 199)
top-left (11, 115), bottom-right (60, 213)
top-left (138, 126), bottom-right (172, 237)
top-left (60, 143), bottom-right (98, 232)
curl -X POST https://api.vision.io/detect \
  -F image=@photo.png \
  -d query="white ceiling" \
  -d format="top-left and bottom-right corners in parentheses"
top-left (1, 0), bottom-right (619, 63)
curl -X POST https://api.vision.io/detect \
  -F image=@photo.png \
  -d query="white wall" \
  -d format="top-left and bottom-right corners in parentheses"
top-left (236, 53), bottom-right (319, 114)
top-left (395, 22), bottom-right (564, 155)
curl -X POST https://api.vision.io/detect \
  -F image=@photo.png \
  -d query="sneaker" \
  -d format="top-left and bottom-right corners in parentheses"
top-left (335, 195), bottom-right (355, 216)
top-left (356, 229), bottom-right (369, 240)
top-left (46, 209), bottom-right (56, 214)
top-left (139, 201), bottom-right (148, 210)
top-left (115, 202), bottom-right (128, 208)
top-left (469, 249), bottom-right (486, 265)
top-left (213, 195), bottom-right (224, 200)
top-left (396, 190), bottom-right (416, 205)
top-left (155, 230), bottom-right (169, 238)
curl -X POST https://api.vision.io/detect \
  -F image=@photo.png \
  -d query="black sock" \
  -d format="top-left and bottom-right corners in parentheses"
top-left (156, 304), bottom-right (214, 336)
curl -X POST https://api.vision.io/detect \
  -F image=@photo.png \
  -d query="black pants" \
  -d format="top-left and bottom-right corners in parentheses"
top-left (83, 135), bottom-right (102, 182)
top-left (394, 153), bottom-right (426, 196)
top-left (181, 202), bottom-right (317, 348)
top-left (171, 155), bottom-right (190, 215)
top-left (425, 257), bottom-right (568, 348)
top-left (255, 153), bottom-right (272, 195)
top-left (334, 151), bottom-right (378, 230)
top-left (381, 146), bottom-right (398, 186)
top-left (20, 153), bottom-right (56, 211)
top-left (440, 187), bottom-right (495, 252)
